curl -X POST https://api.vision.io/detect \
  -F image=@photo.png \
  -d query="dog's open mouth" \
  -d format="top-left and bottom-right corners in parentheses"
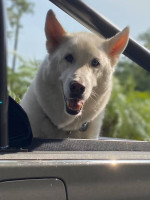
top-left (64, 97), bottom-right (84, 115)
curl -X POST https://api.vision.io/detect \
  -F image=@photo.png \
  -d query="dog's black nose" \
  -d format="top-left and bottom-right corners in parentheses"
top-left (70, 81), bottom-right (85, 98)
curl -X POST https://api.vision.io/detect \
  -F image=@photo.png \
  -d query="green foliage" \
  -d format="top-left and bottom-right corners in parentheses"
top-left (115, 59), bottom-right (150, 92)
top-left (8, 89), bottom-right (21, 104)
top-left (102, 78), bottom-right (150, 141)
top-left (8, 56), bottom-right (39, 99)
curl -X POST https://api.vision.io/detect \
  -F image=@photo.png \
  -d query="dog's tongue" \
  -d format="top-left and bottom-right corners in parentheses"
top-left (67, 99), bottom-right (83, 111)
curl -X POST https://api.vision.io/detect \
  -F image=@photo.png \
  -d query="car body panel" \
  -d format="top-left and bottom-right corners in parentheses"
top-left (1, 151), bottom-right (150, 199)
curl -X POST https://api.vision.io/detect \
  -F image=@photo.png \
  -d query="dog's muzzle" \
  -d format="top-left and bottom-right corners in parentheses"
top-left (64, 81), bottom-right (85, 115)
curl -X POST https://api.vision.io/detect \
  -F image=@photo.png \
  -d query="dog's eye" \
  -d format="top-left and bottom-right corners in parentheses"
top-left (65, 54), bottom-right (74, 63)
top-left (91, 58), bottom-right (100, 67)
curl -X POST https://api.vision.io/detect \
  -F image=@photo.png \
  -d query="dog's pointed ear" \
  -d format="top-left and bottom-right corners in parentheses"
top-left (104, 27), bottom-right (129, 66)
top-left (45, 10), bottom-right (66, 53)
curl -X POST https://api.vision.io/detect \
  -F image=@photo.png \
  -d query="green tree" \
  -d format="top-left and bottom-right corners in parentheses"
top-left (7, 0), bottom-right (34, 72)
top-left (8, 55), bottom-right (40, 101)
top-left (101, 78), bottom-right (150, 141)
top-left (115, 58), bottom-right (150, 92)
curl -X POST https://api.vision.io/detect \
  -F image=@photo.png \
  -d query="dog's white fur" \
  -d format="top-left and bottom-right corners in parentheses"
top-left (21, 10), bottom-right (129, 139)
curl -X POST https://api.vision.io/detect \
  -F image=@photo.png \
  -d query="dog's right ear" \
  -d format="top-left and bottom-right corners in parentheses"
top-left (45, 10), bottom-right (66, 53)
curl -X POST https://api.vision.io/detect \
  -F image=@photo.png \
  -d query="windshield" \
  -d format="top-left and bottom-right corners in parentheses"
top-left (6, 0), bottom-right (150, 141)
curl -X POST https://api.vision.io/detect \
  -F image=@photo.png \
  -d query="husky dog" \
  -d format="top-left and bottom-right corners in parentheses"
top-left (21, 10), bottom-right (129, 139)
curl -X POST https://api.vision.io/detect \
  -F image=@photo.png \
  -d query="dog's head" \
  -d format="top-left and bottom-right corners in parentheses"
top-left (45, 10), bottom-right (129, 116)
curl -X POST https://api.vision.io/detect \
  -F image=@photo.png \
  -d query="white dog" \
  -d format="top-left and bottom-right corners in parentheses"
top-left (21, 10), bottom-right (129, 139)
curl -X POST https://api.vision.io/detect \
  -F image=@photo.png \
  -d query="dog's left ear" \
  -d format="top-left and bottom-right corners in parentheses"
top-left (45, 10), bottom-right (66, 53)
top-left (104, 27), bottom-right (129, 66)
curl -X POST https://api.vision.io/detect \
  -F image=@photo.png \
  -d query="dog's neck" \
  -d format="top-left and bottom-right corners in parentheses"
top-left (42, 105), bottom-right (89, 134)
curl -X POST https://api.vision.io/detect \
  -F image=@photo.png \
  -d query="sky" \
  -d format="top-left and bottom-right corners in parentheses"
top-left (6, 0), bottom-right (150, 67)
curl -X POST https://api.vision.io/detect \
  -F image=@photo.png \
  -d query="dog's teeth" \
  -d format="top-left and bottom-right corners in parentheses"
top-left (66, 98), bottom-right (84, 112)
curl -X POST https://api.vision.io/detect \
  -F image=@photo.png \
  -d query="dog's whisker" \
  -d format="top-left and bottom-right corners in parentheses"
top-left (91, 91), bottom-right (98, 98)
top-left (89, 96), bottom-right (99, 112)
top-left (90, 95), bottom-right (97, 104)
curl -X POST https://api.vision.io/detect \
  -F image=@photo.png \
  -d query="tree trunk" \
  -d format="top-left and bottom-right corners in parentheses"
top-left (12, 21), bottom-right (20, 73)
